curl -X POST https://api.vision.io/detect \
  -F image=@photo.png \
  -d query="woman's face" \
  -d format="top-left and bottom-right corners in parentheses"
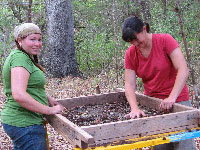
top-left (18, 33), bottom-right (42, 55)
top-left (129, 27), bottom-right (148, 49)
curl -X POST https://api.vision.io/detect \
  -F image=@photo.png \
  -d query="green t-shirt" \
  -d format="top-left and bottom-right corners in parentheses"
top-left (1, 49), bottom-right (48, 127)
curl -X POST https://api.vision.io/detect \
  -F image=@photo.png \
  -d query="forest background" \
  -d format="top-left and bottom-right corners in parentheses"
top-left (0, 0), bottom-right (199, 149)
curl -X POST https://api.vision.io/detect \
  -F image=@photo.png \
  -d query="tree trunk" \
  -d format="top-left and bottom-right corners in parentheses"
top-left (140, 0), bottom-right (151, 23)
top-left (112, 0), bottom-right (119, 84)
top-left (44, 0), bottom-right (79, 78)
top-left (27, 0), bottom-right (32, 23)
top-left (161, 0), bottom-right (167, 16)
top-left (8, 1), bottom-right (23, 23)
top-left (174, 2), bottom-right (199, 108)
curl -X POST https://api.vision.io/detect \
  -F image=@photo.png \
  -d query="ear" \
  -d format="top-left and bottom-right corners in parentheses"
top-left (17, 37), bottom-right (22, 43)
top-left (17, 37), bottom-right (22, 42)
top-left (17, 37), bottom-right (23, 47)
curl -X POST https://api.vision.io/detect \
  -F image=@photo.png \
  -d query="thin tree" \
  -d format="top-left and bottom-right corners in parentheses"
top-left (27, 0), bottom-right (32, 23)
top-left (174, 1), bottom-right (199, 108)
top-left (112, 0), bottom-right (119, 84)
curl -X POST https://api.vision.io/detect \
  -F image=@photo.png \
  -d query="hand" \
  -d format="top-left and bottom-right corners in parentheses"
top-left (48, 96), bottom-right (59, 106)
top-left (48, 104), bottom-right (65, 115)
top-left (160, 97), bottom-right (176, 111)
top-left (125, 108), bottom-right (146, 119)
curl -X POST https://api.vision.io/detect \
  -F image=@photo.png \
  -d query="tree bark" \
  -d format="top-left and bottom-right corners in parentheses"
top-left (44, 0), bottom-right (79, 78)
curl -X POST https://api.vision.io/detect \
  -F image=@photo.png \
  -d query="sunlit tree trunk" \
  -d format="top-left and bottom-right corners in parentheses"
top-left (44, 0), bottom-right (79, 77)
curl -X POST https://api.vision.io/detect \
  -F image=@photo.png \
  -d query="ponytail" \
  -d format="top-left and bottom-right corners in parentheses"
top-left (32, 55), bottom-right (45, 73)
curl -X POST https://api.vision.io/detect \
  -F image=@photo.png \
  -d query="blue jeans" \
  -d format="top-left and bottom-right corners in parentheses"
top-left (2, 123), bottom-right (47, 150)
top-left (153, 100), bottom-right (196, 150)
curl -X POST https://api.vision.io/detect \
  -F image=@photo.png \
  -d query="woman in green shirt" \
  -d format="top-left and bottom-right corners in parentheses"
top-left (1, 23), bottom-right (64, 150)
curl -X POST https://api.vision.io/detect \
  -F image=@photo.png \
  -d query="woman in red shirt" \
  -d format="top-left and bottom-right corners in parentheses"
top-left (122, 16), bottom-right (196, 150)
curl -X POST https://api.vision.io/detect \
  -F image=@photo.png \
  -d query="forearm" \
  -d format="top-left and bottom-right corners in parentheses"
top-left (169, 68), bottom-right (189, 101)
top-left (168, 47), bottom-right (189, 102)
top-left (125, 84), bottom-right (139, 110)
top-left (13, 92), bottom-right (52, 115)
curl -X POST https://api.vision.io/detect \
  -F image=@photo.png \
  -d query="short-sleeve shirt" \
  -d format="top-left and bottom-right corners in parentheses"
top-left (1, 49), bottom-right (48, 127)
top-left (124, 34), bottom-right (189, 102)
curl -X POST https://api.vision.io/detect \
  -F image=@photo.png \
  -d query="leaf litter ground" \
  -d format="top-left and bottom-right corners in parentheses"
top-left (64, 100), bottom-right (167, 127)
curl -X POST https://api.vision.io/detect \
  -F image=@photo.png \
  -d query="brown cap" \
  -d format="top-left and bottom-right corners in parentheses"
top-left (14, 23), bottom-right (41, 41)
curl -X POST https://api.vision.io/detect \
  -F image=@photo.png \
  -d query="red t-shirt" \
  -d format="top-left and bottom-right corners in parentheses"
top-left (124, 33), bottom-right (189, 102)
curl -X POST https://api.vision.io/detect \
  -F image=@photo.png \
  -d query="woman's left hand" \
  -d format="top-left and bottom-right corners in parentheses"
top-left (160, 97), bottom-right (176, 110)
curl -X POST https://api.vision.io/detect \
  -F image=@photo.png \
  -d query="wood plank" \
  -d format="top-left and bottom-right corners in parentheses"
top-left (115, 89), bottom-right (193, 112)
top-left (136, 92), bottom-right (194, 112)
top-left (57, 91), bottom-right (126, 109)
top-left (81, 109), bottom-right (200, 145)
top-left (58, 89), bottom-right (192, 112)
top-left (58, 89), bottom-right (194, 112)
top-left (45, 114), bottom-right (95, 148)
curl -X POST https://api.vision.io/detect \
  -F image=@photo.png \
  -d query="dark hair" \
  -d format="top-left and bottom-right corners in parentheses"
top-left (15, 40), bottom-right (45, 73)
top-left (122, 16), bottom-right (150, 42)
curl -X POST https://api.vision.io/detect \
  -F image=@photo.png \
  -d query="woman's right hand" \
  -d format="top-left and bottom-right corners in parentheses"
top-left (48, 104), bottom-right (65, 115)
top-left (126, 108), bottom-right (146, 119)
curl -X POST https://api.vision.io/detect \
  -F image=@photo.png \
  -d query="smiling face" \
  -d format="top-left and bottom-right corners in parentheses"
top-left (129, 26), bottom-right (148, 49)
top-left (18, 33), bottom-right (42, 55)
